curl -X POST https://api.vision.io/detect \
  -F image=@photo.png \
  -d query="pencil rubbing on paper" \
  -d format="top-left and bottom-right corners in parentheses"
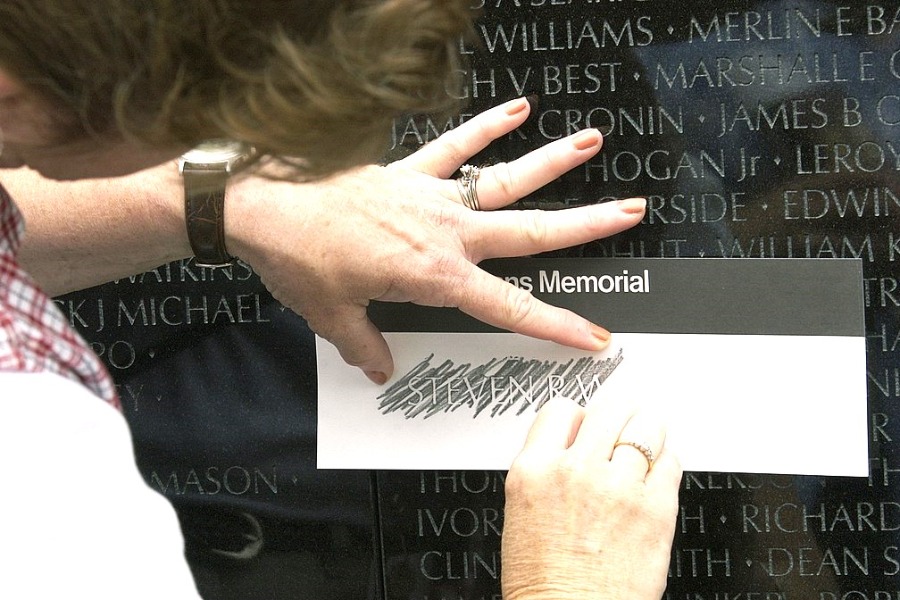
top-left (377, 349), bottom-right (623, 419)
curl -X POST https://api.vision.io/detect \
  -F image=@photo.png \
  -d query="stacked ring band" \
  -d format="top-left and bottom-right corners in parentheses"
top-left (456, 164), bottom-right (481, 210)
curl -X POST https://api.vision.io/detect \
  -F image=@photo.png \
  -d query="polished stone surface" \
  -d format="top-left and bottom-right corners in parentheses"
top-left (60, 1), bottom-right (899, 598)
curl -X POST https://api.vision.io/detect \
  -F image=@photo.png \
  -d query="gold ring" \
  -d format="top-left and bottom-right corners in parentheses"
top-left (456, 164), bottom-right (481, 210)
top-left (613, 440), bottom-right (655, 469)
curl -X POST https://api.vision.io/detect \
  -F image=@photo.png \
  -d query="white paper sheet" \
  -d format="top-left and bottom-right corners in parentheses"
top-left (317, 332), bottom-right (868, 476)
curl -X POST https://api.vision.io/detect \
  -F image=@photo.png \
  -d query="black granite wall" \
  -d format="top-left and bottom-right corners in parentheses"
top-left (59, 2), bottom-right (899, 599)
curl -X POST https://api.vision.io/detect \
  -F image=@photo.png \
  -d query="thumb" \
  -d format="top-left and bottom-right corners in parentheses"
top-left (310, 304), bottom-right (395, 385)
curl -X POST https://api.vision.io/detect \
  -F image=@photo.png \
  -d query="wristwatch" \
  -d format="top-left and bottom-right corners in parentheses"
top-left (179, 140), bottom-right (252, 267)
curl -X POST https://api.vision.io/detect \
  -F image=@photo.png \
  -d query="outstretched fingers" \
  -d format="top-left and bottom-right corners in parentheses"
top-left (453, 265), bottom-right (612, 352)
top-left (463, 198), bottom-right (646, 261)
top-left (401, 98), bottom-right (606, 211)
top-left (400, 97), bottom-right (535, 176)
top-left (462, 129), bottom-right (602, 210)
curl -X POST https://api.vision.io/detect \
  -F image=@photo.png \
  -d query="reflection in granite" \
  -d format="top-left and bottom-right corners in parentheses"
top-left (376, 1), bottom-right (900, 598)
top-left (59, 1), bottom-right (899, 599)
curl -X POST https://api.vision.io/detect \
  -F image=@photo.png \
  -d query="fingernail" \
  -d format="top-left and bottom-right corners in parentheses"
top-left (505, 97), bottom-right (529, 116)
top-left (592, 325), bottom-right (611, 348)
top-left (365, 370), bottom-right (388, 385)
top-left (571, 128), bottom-right (601, 151)
top-left (617, 197), bottom-right (646, 215)
top-left (526, 94), bottom-right (539, 113)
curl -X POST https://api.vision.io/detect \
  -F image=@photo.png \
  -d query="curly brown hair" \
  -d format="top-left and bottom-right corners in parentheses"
top-left (0, 0), bottom-right (473, 178)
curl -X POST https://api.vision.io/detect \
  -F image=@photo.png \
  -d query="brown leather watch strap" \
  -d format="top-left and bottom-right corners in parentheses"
top-left (183, 166), bottom-right (232, 267)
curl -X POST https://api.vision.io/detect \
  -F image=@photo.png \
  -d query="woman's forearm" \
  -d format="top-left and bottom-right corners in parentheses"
top-left (9, 163), bottom-right (190, 295)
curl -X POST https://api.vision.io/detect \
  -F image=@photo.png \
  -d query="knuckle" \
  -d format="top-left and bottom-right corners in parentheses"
top-left (506, 455), bottom-right (540, 494)
top-left (304, 312), bottom-right (342, 344)
top-left (436, 129), bottom-right (469, 165)
top-left (538, 144), bottom-right (557, 170)
top-left (553, 454), bottom-right (583, 484)
top-left (412, 250), bottom-right (470, 303)
top-left (504, 458), bottom-right (530, 494)
top-left (489, 161), bottom-right (515, 198)
top-left (519, 210), bottom-right (550, 248)
top-left (507, 452), bottom-right (557, 497)
top-left (501, 285), bottom-right (539, 327)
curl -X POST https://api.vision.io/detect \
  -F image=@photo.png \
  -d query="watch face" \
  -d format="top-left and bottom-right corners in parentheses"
top-left (181, 140), bottom-right (250, 165)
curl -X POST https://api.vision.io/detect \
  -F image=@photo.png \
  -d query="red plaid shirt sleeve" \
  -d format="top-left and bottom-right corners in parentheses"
top-left (0, 183), bottom-right (119, 408)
